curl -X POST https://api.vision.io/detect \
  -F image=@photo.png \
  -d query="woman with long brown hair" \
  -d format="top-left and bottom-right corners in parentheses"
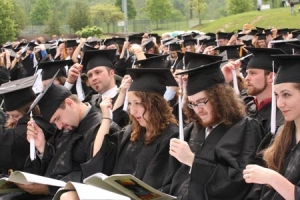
top-left (244, 55), bottom-right (300, 200)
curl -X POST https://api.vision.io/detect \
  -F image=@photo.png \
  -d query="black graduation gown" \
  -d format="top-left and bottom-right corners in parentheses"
top-left (21, 55), bottom-right (35, 77)
top-left (82, 123), bottom-right (179, 191)
top-left (9, 62), bottom-right (27, 81)
top-left (170, 117), bottom-right (263, 200)
top-left (0, 116), bottom-right (54, 176)
top-left (246, 136), bottom-right (300, 200)
top-left (23, 106), bottom-right (119, 196)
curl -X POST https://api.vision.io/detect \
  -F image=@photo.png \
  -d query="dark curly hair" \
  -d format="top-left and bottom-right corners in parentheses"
top-left (183, 83), bottom-right (246, 126)
top-left (129, 91), bottom-right (178, 145)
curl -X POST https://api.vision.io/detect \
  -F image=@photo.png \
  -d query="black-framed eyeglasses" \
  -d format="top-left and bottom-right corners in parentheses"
top-left (187, 99), bottom-right (209, 109)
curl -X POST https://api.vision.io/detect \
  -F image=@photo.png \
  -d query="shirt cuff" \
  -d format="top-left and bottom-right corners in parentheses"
top-left (64, 81), bottom-right (74, 90)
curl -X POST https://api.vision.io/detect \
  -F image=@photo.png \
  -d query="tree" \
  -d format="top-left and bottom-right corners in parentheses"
top-left (226, 0), bottom-right (254, 15)
top-left (11, 0), bottom-right (26, 34)
top-left (115, 0), bottom-right (137, 19)
top-left (67, 0), bottom-right (90, 32)
top-left (30, 0), bottom-right (51, 25)
top-left (0, 0), bottom-right (17, 44)
top-left (44, 10), bottom-right (61, 36)
top-left (143, 0), bottom-right (172, 29)
top-left (90, 3), bottom-right (124, 33)
top-left (76, 26), bottom-right (103, 38)
top-left (171, 0), bottom-right (188, 16)
top-left (190, 0), bottom-right (207, 25)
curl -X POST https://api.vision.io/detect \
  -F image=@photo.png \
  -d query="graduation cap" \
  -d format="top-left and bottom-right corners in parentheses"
top-left (113, 37), bottom-right (126, 46)
top-left (0, 66), bottom-right (10, 85)
top-left (127, 68), bottom-right (177, 96)
top-left (28, 69), bottom-right (71, 121)
top-left (272, 55), bottom-right (300, 84)
top-left (0, 75), bottom-right (37, 111)
top-left (183, 39), bottom-right (197, 47)
top-left (247, 29), bottom-right (259, 36)
top-left (82, 43), bottom-right (97, 52)
top-left (201, 38), bottom-right (217, 46)
top-left (256, 27), bottom-right (265, 34)
top-left (217, 31), bottom-right (232, 40)
top-left (173, 52), bottom-right (185, 70)
top-left (128, 35), bottom-right (142, 45)
top-left (104, 38), bottom-right (117, 47)
top-left (245, 47), bottom-right (286, 72)
top-left (264, 28), bottom-right (273, 35)
top-left (205, 32), bottom-right (216, 39)
top-left (134, 54), bottom-right (169, 68)
top-left (213, 45), bottom-right (243, 60)
top-left (81, 49), bottom-right (116, 72)
top-left (27, 41), bottom-right (39, 51)
top-left (285, 43), bottom-right (300, 54)
top-left (65, 39), bottom-right (78, 48)
top-left (87, 37), bottom-right (100, 47)
top-left (38, 60), bottom-right (71, 81)
top-left (184, 52), bottom-right (223, 69)
top-left (168, 42), bottom-right (182, 51)
top-left (176, 60), bottom-right (225, 95)
top-left (149, 33), bottom-right (161, 44)
top-left (46, 45), bottom-right (57, 57)
top-left (162, 38), bottom-right (174, 45)
top-left (271, 39), bottom-right (297, 54)
top-left (277, 28), bottom-right (289, 36)
top-left (256, 33), bottom-right (267, 40)
top-left (3, 43), bottom-right (12, 49)
top-left (142, 38), bottom-right (155, 51)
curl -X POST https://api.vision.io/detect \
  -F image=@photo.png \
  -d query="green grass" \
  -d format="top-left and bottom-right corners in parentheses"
top-left (193, 7), bottom-right (300, 33)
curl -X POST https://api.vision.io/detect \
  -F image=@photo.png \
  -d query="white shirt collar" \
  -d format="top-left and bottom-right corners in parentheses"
top-left (101, 85), bottom-right (118, 99)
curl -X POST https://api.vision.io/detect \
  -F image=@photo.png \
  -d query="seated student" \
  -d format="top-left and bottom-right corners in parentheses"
top-left (3, 83), bottom-right (119, 200)
top-left (59, 68), bottom-right (180, 200)
top-left (168, 61), bottom-right (262, 200)
top-left (0, 76), bottom-right (53, 177)
top-left (244, 55), bottom-right (300, 200)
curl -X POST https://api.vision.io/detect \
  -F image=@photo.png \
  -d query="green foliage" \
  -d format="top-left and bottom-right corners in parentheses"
top-left (0, 0), bottom-right (17, 43)
top-left (171, 0), bottom-right (188, 16)
top-left (67, 1), bottom-right (90, 32)
top-left (30, 0), bottom-right (51, 25)
top-left (75, 26), bottom-right (103, 38)
top-left (143, 0), bottom-right (173, 21)
top-left (10, 0), bottom-right (26, 33)
top-left (115, 0), bottom-right (137, 19)
top-left (90, 3), bottom-right (124, 32)
top-left (190, 0), bottom-right (208, 24)
top-left (169, 9), bottom-right (186, 21)
top-left (226, 0), bottom-right (254, 15)
top-left (44, 10), bottom-right (61, 36)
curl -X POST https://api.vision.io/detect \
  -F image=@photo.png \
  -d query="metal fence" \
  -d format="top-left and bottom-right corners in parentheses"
top-left (20, 19), bottom-right (193, 36)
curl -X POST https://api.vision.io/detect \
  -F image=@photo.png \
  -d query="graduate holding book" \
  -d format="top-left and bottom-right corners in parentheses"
top-left (60, 67), bottom-right (180, 200)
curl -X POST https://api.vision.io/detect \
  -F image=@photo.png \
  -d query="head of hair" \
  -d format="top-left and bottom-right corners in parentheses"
top-left (58, 94), bottom-right (80, 109)
top-left (5, 101), bottom-right (40, 129)
top-left (129, 91), bottom-right (177, 145)
top-left (263, 83), bottom-right (300, 172)
top-left (183, 83), bottom-right (246, 126)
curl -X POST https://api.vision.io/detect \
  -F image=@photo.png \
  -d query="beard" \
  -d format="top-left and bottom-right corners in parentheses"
top-left (198, 111), bottom-right (221, 128)
top-left (246, 78), bottom-right (268, 96)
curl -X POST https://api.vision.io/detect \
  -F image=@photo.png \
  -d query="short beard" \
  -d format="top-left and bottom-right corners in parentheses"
top-left (198, 111), bottom-right (221, 128)
top-left (247, 77), bottom-right (268, 96)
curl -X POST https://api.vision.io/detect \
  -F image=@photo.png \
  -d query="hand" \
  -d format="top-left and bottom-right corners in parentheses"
top-left (130, 44), bottom-right (143, 54)
top-left (100, 97), bottom-right (113, 118)
top-left (169, 138), bottom-right (195, 167)
top-left (16, 183), bottom-right (49, 195)
top-left (67, 63), bottom-right (82, 84)
top-left (80, 38), bottom-right (87, 44)
top-left (27, 121), bottom-right (46, 154)
top-left (243, 164), bottom-right (275, 185)
top-left (221, 60), bottom-right (241, 83)
top-left (123, 41), bottom-right (130, 50)
top-left (119, 75), bottom-right (132, 93)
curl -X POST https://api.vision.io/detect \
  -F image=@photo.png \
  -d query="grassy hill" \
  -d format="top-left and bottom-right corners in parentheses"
top-left (193, 7), bottom-right (300, 33)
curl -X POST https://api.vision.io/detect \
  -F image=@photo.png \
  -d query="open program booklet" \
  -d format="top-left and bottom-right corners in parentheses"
top-left (53, 173), bottom-right (177, 200)
top-left (0, 171), bottom-right (66, 194)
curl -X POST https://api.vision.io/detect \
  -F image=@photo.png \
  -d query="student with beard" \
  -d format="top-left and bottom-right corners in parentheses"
top-left (168, 61), bottom-right (262, 200)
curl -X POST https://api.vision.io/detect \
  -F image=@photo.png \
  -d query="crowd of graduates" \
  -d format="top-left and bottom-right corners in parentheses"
top-left (0, 23), bottom-right (300, 199)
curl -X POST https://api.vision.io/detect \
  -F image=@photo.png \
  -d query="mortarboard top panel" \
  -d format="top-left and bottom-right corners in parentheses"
top-left (81, 49), bottom-right (116, 72)
top-left (134, 54), bottom-right (169, 69)
top-left (176, 60), bottom-right (225, 95)
top-left (0, 75), bottom-right (37, 111)
top-left (272, 54), bottom-right (300, 84)
top-left (38, 60), bottom-right (71, 81)
top-left (245, 47), bottom-right (286, 72)
top-left (184, 52), bottom-right (223, 69)
top-left (127, 68), bottom-right (177, 96)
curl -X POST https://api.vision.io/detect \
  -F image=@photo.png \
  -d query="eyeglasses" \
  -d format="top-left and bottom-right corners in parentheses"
top-left (187, 99), bottom-right (209, 109)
